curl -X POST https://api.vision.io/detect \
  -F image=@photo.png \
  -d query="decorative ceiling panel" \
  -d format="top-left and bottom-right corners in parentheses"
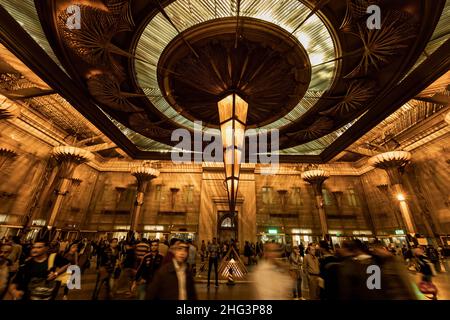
top-left (0, 0), bottom-right (448, 161)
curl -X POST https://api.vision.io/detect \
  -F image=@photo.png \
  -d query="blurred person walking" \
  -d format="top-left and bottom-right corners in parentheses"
top-left (92, 238), bottom-right (119, 300)
top-left (187, 239), bottom-right (197, 275)
top-left (146, 240), bottom-right (197, 300)
top-left (62, 242), bottom-right (79, 300)
top-left (0, 243), bottom-right (12, 299)
top-left (252, 242), bottom-right (292, 300)
top-left (336, 240), bottom-right (380, 300)
top-left (244, 241), bottom-right (252, 265)
top-left (426, 245), bottom-right (440, 273)
top-left (318, 240), bottom-right (339, 300)
top-left (415, 247), bottom-right (438, 299)
top-left (158, 238), bottom-right (169, 258)
top-left (115, 240), bottom-right (136, 296)
top-left (370, 242), bottom-right (417, 300)
top-left (9, 236), bottom-right (69, 300)
top-left (8, 236), bottom-right (22, 278)
top-left (200, 240), bottom-right (206, 262)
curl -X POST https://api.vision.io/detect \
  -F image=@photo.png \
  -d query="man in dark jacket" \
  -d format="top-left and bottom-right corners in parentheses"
top-left (146, 240), bottom-right (197, 300)
top-left (318, 240), bottom-right (339, 300)
top-left (134, 239), bottom-right (163, 300)
top-left (92, 238), bottom-right (119, 300)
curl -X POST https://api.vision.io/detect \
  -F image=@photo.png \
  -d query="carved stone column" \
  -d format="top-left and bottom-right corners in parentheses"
top-left (302, 168), bottom-right (329, 239)
top-left (376, 184), bottom-right (404, 230)
top-left (130, 165), bottom-right (159, 232)
top-left (47, 146), bottom-right (93, 229)
top-left (0, 147), bottom-right (17, 169)
top-left (369, 151), bottom-right (417, 235)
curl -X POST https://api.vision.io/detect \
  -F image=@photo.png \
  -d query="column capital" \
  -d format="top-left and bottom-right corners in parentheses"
top-left (369, 151), bottom-right (411, 185)
top-left (0, 147), bottom-right (17, 159)
top-left (301, 169), bottom-right (329, 195)
top-left (52, 146), bottom-right (93, 178)
top-left (131, 165), bottom-right (159, 192)
top-left (0, 147), bottom-right (17, 168)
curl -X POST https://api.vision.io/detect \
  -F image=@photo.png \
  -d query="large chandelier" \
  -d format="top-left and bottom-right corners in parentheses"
top-left (218, 93), bottom-right (248, 213)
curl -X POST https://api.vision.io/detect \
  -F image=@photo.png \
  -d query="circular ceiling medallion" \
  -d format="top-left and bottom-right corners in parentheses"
top-left (158, 17), bottom-right (312, 128)
top-left (134, 0), bottom-right (337, 132)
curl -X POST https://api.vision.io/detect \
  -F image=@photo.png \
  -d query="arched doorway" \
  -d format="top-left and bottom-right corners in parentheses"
top-left (217, 211), bottom-right (237, 243)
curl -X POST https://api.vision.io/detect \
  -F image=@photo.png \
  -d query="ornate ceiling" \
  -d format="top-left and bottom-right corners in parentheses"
top-left (0, 0), bottom-right (449, 162)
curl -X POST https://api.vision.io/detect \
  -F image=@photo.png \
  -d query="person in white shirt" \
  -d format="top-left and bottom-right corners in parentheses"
top-left (146, 240), bottom-right (197, 300)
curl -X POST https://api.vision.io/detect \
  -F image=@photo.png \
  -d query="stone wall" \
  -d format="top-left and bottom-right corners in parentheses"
top-left (1, 119), bottom-right (449, 242)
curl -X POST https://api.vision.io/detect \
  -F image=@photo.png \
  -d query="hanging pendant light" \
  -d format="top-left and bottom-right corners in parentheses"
top-left (218, 93), bottom-right (248, 213)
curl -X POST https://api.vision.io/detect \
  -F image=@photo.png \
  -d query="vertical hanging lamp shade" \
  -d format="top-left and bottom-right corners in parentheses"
top-left (218, 93), bottom-right (248, 213)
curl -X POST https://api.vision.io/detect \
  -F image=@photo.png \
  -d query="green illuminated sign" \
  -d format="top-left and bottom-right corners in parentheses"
top-left (395, 230), bottom-right (405, 235)
top-left (268, 229), bottom-right (277, 234)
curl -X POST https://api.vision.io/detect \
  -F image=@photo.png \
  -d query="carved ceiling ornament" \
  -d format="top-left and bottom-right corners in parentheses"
top-left (86, 72), bottom-right (144, 113)
top-left (103, 0), bottom-right (135, 32)
top-left (157, 18), bottom-right (312, 127)
top-left (57, 3), bottom-right (134, 79)
top-left (320, 81), bottom-right (376, 116)
top-left (128, 113), bottom-right (173, 139)
top-left (345, 10), bottom-right (417, 78)
top-left (34, 0), bottom-right (444, 155)
top-left (286, 116), bottom-right (334, 142)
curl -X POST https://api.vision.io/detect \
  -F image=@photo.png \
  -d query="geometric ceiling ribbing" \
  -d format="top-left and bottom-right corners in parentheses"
top-left (135, 0), bottom-right (337, 131)
top-left (1, 0), bottom-right (448, 161)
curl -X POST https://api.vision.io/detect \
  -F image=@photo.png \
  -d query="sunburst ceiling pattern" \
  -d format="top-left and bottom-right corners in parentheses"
top-left (135, 0), bottom-right (337, 132)
top-left (1, 0), bottom-right (448, 161)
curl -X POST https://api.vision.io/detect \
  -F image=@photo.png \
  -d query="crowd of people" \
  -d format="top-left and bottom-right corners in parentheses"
top-left (0, 232), bottom-right (199, 300)
top-left (0, 231), bottom-right (447, 300)
top-left (252, 239), bottom-right (445, 300)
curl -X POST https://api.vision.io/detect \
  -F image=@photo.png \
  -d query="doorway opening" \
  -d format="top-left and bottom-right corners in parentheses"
top-left (218, 211), bottom-right (237, 243)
